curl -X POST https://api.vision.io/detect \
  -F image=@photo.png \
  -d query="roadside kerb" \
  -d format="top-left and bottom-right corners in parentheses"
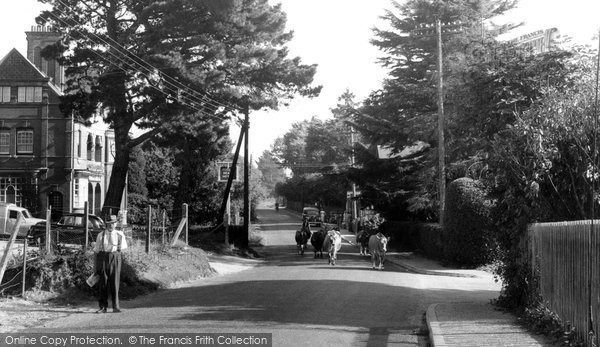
top-left (385, 255), bottom-right (478, 278)
top-left (426, 303), bottom-right (448, 347)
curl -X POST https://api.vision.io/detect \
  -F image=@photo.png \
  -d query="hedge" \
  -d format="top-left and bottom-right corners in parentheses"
top-left (443, 177), bottom-right (495, 266)
top-left (380, 221), bottom-right (444, 259)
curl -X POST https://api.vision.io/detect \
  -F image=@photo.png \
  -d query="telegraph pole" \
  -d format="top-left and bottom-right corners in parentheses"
top-left (411, 18), bottom-right (462, 227)
top-left (350, 126), bottom-right (358, 232)
top-left (588, 28), bottom-right (600, 347)
top-left (242, 102), bottom-right (250, 249)
top-left (435, 17), bottom-right (446, 227)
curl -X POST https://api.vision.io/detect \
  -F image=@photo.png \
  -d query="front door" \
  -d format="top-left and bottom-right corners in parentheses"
top-left (49, 191), bottom-right (63, 222)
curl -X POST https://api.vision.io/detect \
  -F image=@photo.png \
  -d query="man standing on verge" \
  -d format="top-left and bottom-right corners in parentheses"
top-left (94, 215), bottom-right (128, 313)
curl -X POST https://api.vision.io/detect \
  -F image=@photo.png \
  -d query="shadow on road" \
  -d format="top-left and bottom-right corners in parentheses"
top-left (250, 244), bottom-right (411, 273)
top-left (112, 277), bottom-right (496, 347)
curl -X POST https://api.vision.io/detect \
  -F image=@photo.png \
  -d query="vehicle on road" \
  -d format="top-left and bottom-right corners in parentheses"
top-left (0, 203), bottom-right (45, 238)
top-left (29, 213), bottom-right (107, 246)
top-left (302, 206), bottom-right (321, 227)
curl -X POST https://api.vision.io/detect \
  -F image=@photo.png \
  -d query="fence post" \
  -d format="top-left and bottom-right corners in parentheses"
top-left (84, 201), bottom-right (89, 249)
top-left (0, 215), bottom-right (23, 286)
top-left (184, 203), bottom-right (188, 246)
top-left (225, 192), bottom-right (231, 247)
top-left (146, 205), bottom-right (152, 254)
top-left (22, 236), bottom-right (27, 298)
top-left (162, 210), bottom-right (166, 245)
top-left (45, 207), bottom-right (51, 254)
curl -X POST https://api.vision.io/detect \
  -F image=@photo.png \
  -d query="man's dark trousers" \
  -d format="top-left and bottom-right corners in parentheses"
top-left (96, 251), bottom-right (122, 310)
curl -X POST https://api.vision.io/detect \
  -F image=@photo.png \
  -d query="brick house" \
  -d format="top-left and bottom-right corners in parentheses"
top-left (0, 26), bottom-right (125, 221)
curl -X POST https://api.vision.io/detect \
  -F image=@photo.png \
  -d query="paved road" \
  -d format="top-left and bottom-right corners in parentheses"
top-left (29, 205), bottom-right (501, 346)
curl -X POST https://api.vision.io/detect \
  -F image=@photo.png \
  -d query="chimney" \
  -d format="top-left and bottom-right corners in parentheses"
top-left (25, 26), bottom-right (64, 90)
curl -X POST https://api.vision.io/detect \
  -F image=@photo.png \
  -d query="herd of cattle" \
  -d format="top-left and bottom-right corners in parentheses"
top-left (294, 225), bottom-right (389, 270)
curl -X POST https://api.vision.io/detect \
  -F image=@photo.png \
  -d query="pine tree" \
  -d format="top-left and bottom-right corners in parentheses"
top-left (36, 0), bottom-right (320, 216)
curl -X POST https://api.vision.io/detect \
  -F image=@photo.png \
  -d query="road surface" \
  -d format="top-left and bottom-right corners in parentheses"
top-left (26, 204), bottom-right (501, 346)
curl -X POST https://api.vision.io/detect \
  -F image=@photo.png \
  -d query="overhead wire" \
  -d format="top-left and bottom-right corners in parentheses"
top-left (54, 0), bottom-right (235, 113)
top-left (48, 13), bottom-right (223, 122)
top-left (45, 3), bottom-right (234, 122)
top-left (47, 10), bottom-right (221, 119)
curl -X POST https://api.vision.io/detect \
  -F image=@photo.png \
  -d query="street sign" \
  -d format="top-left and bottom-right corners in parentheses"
top-left (218, 162), bottom-right (238, 182)
top-left (346, 191), bottom-right (361, 198)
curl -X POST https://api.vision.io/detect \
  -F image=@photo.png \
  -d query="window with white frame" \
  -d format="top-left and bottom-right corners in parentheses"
top-left (16, 129), bottom-right (33, 154)
top-left (0, 87), bottom-right (10, 103)
top-left (17, 87), bottom-right (42, 103)
top-left (0, 130), bottom-right (9, 154)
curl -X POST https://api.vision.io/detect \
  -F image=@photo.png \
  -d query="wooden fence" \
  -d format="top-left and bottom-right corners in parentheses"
top-left (528, 220), bottom-right (600, 343)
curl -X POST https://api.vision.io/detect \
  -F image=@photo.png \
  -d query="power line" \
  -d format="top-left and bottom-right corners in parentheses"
top-left (54, 0), bottom-right (235, 113)
top-left (47, 11), bottom-right (225, 123)
top-left (46, 2), bottom-right (235, 122)
top-left (49, 4), bottom-right (221, 115)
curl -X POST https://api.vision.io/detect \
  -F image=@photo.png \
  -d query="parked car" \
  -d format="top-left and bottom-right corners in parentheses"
top-left (29, 213), bottom-right (107, 246)
top-left (0, 203), bottom-right (45, 238)
top-left (302, 206), bottom-right (321, 226)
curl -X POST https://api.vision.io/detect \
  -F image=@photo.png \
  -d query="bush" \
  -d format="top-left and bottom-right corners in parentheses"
top-left (379, 221), bottom-right (419, 251)
top-left (417, 223), bottom-right (444, 259)
top-left (378, 222), bottom-right (444, 259)
top-left (444, 177), bottom-right (495, 266)
top-left (127, 193), bottom-right (150, 225)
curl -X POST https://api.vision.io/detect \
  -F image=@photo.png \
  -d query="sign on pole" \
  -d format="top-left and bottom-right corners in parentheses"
top-left (217, 162), bottom-right (238, 182)
top-left (347, 191), bottom-right (361, 198)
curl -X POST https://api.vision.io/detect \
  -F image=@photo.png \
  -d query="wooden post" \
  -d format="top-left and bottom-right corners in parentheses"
top-left (162, 209), bottom-right (166, 245)
top-left (146, 205), bottom-right (152, 254)
top-left (22, 236), bottom-right (27, 298)
top-left (184, 204), bottom-right (190, 246)
top-left (243, 102), bottom-right (249, 249)
top-left (84, 201), bottom-right (89, 248)
top-left (0, 215), bottom-right (23, 286)
top-left (225, 192), bottom-right (230, 247)
top-left (435, 17), bottom-right (446, 227)
top-left (45, 208), bottom-right (51, 254)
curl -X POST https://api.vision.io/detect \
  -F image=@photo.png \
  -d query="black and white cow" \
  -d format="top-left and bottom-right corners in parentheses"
top-left (310, 228), bottom-right (326, 259)
top-left (295, 227), bottom-right (311, 255)
top-left (368, 233), bottom-right (389, 270)
top-left (323, 229), bottom-right (342, 266)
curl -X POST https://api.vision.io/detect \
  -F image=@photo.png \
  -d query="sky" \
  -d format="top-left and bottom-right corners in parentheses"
top-left (1, 0), bottom-right (599, 160)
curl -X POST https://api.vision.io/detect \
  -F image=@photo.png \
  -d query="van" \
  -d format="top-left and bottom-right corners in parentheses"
top-left (302, 206), bottom-right (321, 226)
top-left (0, 203), bottom-right (45, 238)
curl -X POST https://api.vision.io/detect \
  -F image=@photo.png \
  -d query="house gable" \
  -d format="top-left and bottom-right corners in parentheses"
top-left (0, 48), bottom-right (49, 82)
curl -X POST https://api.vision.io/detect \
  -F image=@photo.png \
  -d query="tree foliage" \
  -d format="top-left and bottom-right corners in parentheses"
top-left (256, 150), bottom-right (286, 196)
top-left (36, 0), bottom-right (320, 216)
top-left (488, 51), bottom-right (600, 307)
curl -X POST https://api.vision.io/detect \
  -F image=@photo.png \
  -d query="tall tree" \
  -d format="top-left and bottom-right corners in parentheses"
top-left (351, 0), bottom-right (520, 218)
top-left (256, 150), bottom-right (286, 196)
top-left (37, 0), bottom-right (320, 216)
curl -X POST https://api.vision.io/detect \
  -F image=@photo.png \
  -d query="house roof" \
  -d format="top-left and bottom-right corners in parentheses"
top-left (0, 48), bottom-right (62, 96)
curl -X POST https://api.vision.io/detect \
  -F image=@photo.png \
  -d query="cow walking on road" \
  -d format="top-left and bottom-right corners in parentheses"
top-left (310, 228), bottom-right (326, 258)
top-left (356, 229), bottom-right (370, 256)
top-left (323, 229), bottom-right (342, 266)
top-left (295, 227), bottom-right (311, 255)
top-left (368, 233), bottom-right (389, 270)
